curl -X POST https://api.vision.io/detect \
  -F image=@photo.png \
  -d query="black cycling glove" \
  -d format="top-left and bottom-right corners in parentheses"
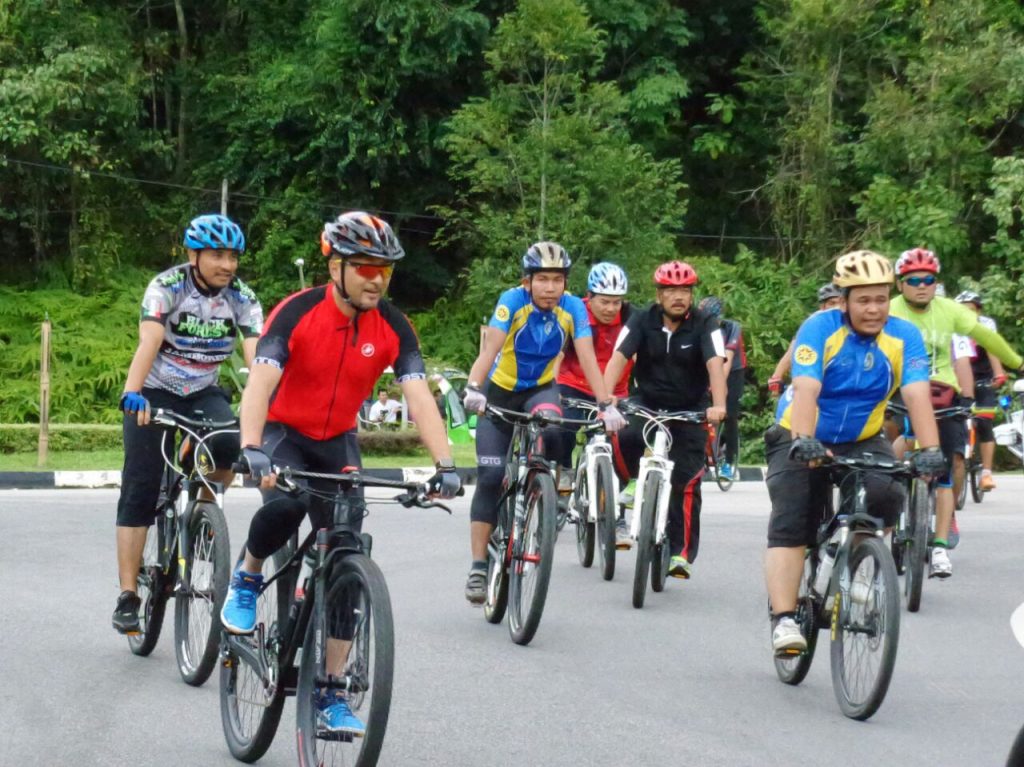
top-left (240, 446), bottom-right (272, 480)
top-left (912, 447), bottom-right (947, 476)
top-left (426, 469), bottom-right (461, 500)
top-left (788, 436), bottom-right (828, 464)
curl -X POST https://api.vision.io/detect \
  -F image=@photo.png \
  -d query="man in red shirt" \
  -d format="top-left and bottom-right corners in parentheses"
top-left (223, 211), bottom-right (459, 736)
top-left (551, 262), bottom-right (634, 541)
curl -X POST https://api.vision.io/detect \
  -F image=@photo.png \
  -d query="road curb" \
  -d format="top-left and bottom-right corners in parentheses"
top-left (0, 466), bottom-right (768, 490)
top-left (0, 467), bottom-right (481, 490)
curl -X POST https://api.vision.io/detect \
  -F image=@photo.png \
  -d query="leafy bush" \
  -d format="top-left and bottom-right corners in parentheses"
top-left (0, 423), bottom-right (121, 454)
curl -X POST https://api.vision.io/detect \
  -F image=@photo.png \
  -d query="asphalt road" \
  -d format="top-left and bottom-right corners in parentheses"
top-left (3, 477), bottom-right (1023, 766)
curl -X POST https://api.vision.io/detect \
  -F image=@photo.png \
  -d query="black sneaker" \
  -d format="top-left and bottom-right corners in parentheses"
top-left (465, 570), bottom-right (487, 605)
top-left (112, 590), bottom-right (142, 634)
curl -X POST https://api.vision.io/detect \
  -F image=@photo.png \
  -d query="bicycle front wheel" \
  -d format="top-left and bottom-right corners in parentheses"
top-left (296, 554), bottom-right (395, 767)
top-left (128, 520), bottom-right (170, 657)
top-left (904, 480), bottom-right (930, 613)
top-left (714, 429), bottom-right (734, 492)
top-left (507, 470), bottom-right (557, 645)
top-left (574, 462), bottom-right (595, 568)
top-left (175, 502), bottom-right (231, 686)
top-left (219, 548), bottom-right (290, 762)
top-left (632, 478), bottom-right (658, 609)
top-left (594, 458), bottom-right (617, 582)
top-left (969, 460), bottom-right (984, 504)
top-left (830, 536), bottom-right (900, 721)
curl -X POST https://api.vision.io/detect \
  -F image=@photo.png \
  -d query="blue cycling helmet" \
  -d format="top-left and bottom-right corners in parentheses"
top-left (183, 214), bottom-right (246, 252)
top-left (587, 262), bottom-right (628, 296)
top-left (699, 295), bottom-right (723, 317)
top-left (522, 241), bottom-right (571, 274)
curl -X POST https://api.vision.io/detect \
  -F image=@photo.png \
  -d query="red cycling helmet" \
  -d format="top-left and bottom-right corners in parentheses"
top-left (653, 261), bottom-right (698, 287)
top-left (895, 247), bottom-right (940, 276)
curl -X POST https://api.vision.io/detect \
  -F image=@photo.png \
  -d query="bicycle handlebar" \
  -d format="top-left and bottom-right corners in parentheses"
top-left (885, 401), bottom-right (971, 420)
top-left (824, 452), bottom-right (918, 477)
top-left (484, 404), bottom-right (602, 430)
top-left (618, 401), bottom-right (706, 423)
top-left (229, 464), bottom-right (462, 513)
top-left (150, 408), bottom-right (238, 432)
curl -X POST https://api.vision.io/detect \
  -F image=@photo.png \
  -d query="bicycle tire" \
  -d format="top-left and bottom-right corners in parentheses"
top-left (954, 470), bottom-right (967, 510)
top-left (175, 502), bottom-right (231, 686)
top-left (574, 462), bottom-right (595, 568)
top-left (714, 429), bottom-right (734, 492)
top-left (483, 512), bottom-right (509, 625)
top-left (507, 470), bottom-right (557, 645)
top-left (219, 547), bottom-right (290, 762)
top-left (969, 461), bottom-right (984, 504)
top-left (632, 478), bottom-right (658, 609)
top-left (594, 458), bottom-right (616, 582)
top-left (296, 554), bottom-right (394, 767)
top-left (774, 557), bottom-right (819, 685)
top-left (128, 520), bottom-right (170, 657)
top-left (650, 540), bottom-right (670, 593)
top-left (830, 536), bottom-right (900, 721)
top-left (904, 480), bottom-right (929, 613)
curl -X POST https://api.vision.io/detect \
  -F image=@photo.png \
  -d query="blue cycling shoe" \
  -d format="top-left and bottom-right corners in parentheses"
top-left (316, 690), bottom-right (366, 736)
top-left (220, 567), bottom-right (263, 634)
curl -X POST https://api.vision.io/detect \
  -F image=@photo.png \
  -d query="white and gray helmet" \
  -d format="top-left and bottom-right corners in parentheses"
top-left (587, 262), bottom-right (628, 296)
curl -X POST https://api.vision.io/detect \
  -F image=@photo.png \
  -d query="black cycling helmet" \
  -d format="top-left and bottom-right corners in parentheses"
top-left (817, 283), bottom-right (843, 303)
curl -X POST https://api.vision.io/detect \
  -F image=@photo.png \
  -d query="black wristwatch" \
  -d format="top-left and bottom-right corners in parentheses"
top-left (435, 457), bottom-right (456, 472)
top-left (598, 399), bottom-right (613, 411)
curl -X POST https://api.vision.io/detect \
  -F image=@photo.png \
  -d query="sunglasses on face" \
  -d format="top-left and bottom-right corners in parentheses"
top-left (347, 261), bottom-right (394, 280)
top-left (903, 275), bottom-right (937, 287)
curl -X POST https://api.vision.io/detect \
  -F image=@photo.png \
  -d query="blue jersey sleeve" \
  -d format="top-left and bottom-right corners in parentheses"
top-left (896, 319), bottom-right (930, 387)
top-left (489, 288), bottom-right (526, 334)
top-left (563, 294), bottom-right (593, 340)
top-left (789, 312), bottom-right (832, 382)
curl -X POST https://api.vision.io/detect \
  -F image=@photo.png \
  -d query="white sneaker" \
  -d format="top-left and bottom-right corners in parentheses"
top-left (615, 519), bottom-right (632, 550)
top-left (929, 547), bottom-right (953, 579)
top-left (557, 472), bottom-right (573, 494)
top-left (850, 570), bottom-right (872, 605)
top-left (772, 616), bottom-right (807, 653)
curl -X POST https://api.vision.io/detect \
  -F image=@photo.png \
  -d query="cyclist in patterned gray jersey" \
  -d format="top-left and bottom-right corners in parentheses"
top-left (112, 214), bottom-right (263, 635)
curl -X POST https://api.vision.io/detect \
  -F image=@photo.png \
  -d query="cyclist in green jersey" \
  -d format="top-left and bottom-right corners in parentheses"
top-left (889, 248), bottom-right (1024, 578)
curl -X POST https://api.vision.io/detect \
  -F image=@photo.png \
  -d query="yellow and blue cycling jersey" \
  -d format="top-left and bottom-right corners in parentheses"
top-left (775, 309), bottom-right (929, 443)
top-left (487, 287), bottom-right (592, 392)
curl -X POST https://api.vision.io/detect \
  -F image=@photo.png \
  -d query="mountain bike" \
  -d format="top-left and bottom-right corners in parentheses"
top-left (704, 420), bottom-right (734, 491)
top-left (128, 408), bottom-right (237, 688)
top-left (481, 404), bottom-right (591, 645)
top-left (619, 402), bottom-right (706, 609)
top-left (965, 378), bottom-right (999, 504)
top-left (562, 398), bottom-right (618, 580)
top-left (995, 379), bottom-right (1024, 473)
top-left (218, 467), bottom-right (455, 766)
top-left (773, 452), bottom-right (906, 721)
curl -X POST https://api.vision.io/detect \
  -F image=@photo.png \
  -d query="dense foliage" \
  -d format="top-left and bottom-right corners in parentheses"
top-left (3, 0), bottom-right (1023, 432)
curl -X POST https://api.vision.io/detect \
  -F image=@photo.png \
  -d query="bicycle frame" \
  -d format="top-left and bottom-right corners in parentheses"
top-left (562, 399), bottom-right (618, 525)
top-left (630, 426), bottom-right (674, 546)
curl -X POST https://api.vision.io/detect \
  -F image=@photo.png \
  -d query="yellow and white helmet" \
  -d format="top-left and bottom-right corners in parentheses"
top-left (832, 250), bottom-right (895, 288)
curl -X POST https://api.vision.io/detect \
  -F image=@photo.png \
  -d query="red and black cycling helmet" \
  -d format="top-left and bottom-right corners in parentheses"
top-left (653, 261), bottom-right (698, 287)
top-left (894, 247), bottom-right (940, 277)
top-left (320, 211), bottom-right (405, 262)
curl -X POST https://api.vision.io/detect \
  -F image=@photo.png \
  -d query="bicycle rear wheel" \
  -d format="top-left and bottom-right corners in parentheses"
top-left (774, 556), bottom-right (819, 685)
top-left (594, 458), bottom-right (616, 582)
top-left (830, 536), bottom-right (900, 720)
top-left (904, 480), bottom-right (930, 613)
top-left (219, 548), bottom-right (290, 762)
top-left (175, 501), bottom-right (231, 686)
top-left (954, 471), bottom-right (967, 510)
top-left (632, 478), bottom-right (658, 609)
top-left (969, 459), bottom-right (984, 504)
top-left (296, 554), bottom-right (394, 767)
top-left (574, 462), bottom-right (595, 568)
top-left (128, 520), bottom-right (170, 656)
top-left (483, 512), bottom-right (509, 625)
top-left (507, 470), bottom-right (557, 645)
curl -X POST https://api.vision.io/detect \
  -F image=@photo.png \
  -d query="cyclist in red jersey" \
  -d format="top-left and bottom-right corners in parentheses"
top-left (223, 212), bottom-right (459, 736)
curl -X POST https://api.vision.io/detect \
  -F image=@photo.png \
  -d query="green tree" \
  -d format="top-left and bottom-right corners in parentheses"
top-left (433, 0), bottom-right (685, 342)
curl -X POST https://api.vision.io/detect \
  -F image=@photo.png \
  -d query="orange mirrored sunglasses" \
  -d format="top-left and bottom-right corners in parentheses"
top-left (347, 261), bottom-right (394, 280)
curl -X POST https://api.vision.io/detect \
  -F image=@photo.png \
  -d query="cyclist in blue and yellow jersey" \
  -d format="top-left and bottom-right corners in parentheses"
top-left (765, 251), bottom-right (944, 653)
top-left (461, 242), bottom-right (626, 604)
top-left (889, 247), bottom-right (1024, 577)
top-left (112, 214), bottom-right (263, 635)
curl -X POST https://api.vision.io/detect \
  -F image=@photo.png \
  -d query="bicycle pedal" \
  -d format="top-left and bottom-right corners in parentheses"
top-left (669, 571), bottom-right (691, 580)
top-left (774, 647), bottom-right (805, 658)
top-left (317, 729), bottom-right (361, 743)
top-left (615, 542), bottom-right (632, 550)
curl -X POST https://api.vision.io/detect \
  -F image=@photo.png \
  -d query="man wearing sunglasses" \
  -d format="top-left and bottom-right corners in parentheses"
top-left (222, 211), bottom-right (460, 736)
top-left (890, 247), bottom-right (1023, 578)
